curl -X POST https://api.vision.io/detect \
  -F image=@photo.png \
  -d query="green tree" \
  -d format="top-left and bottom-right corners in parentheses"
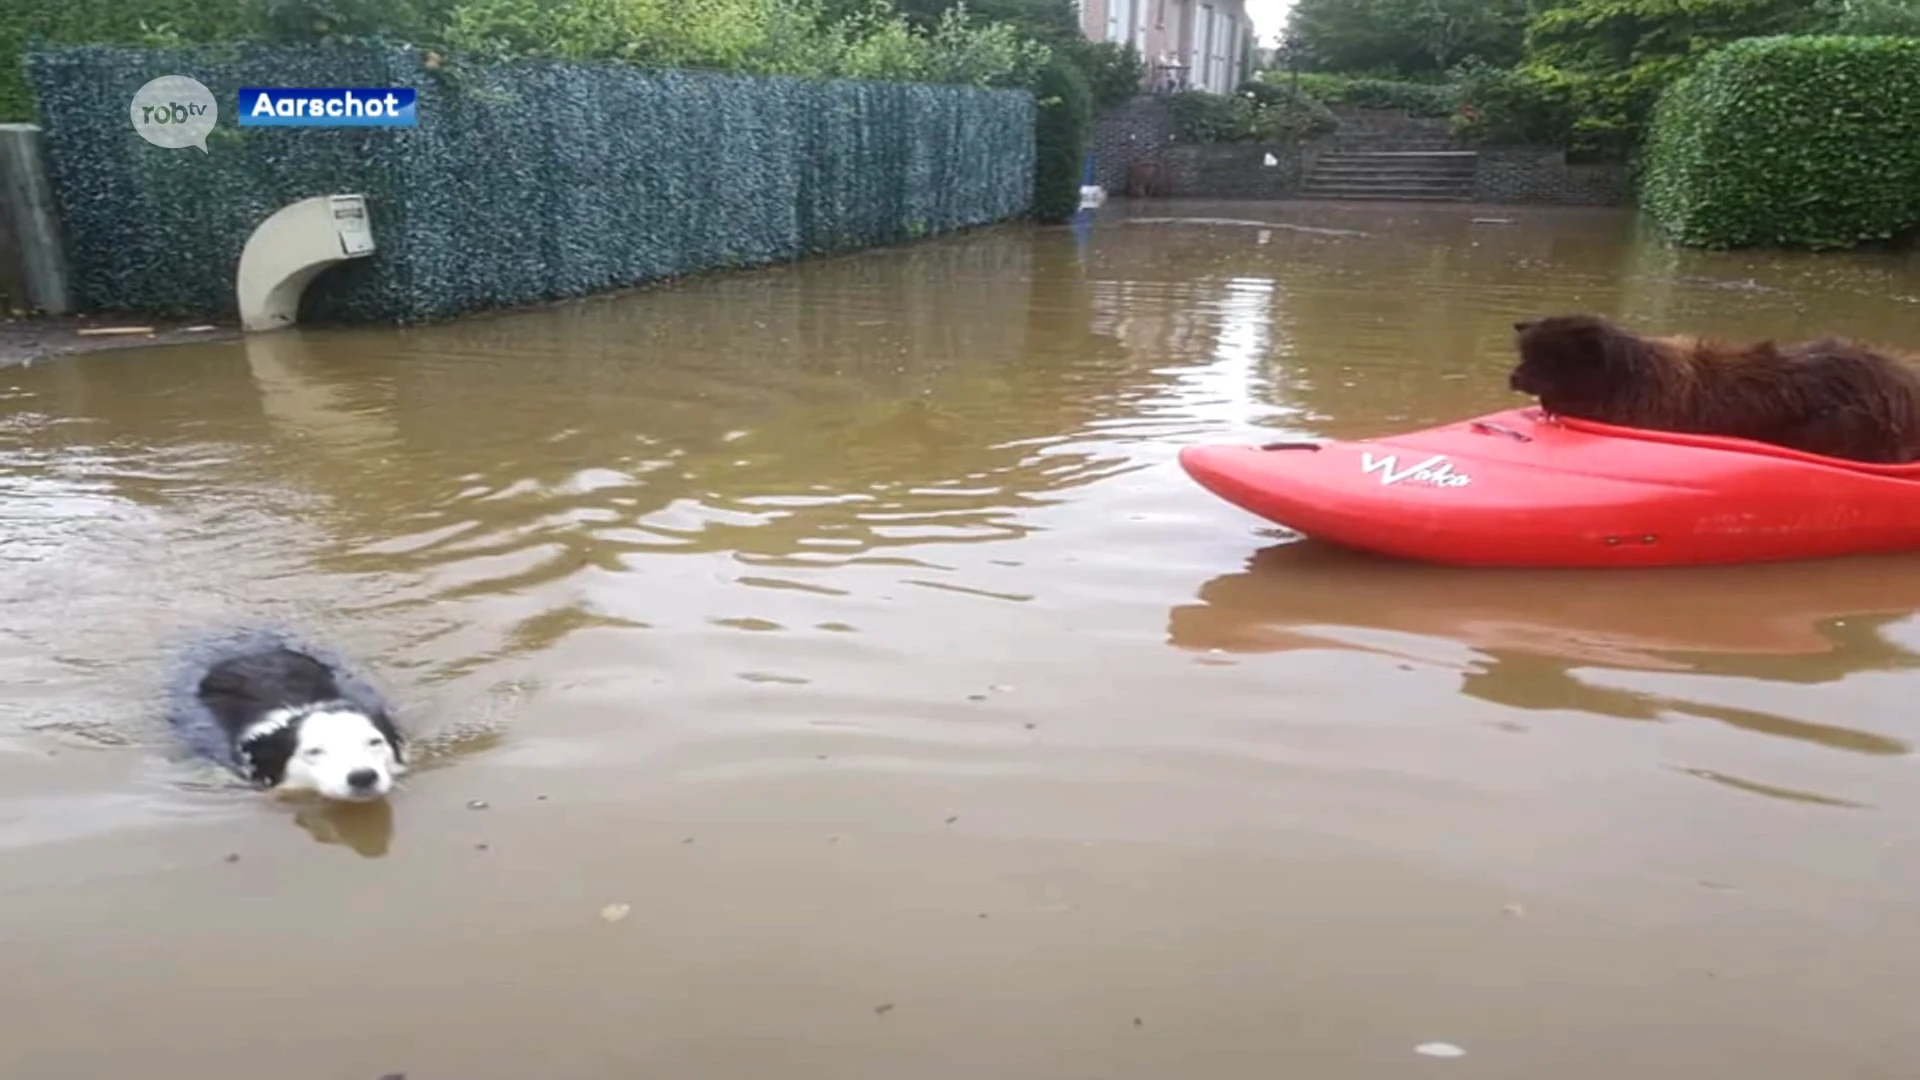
top-left (258, 0), bottom-right (459, 41)
top-left (1284, 0), bottom-right (1530, 77)
top-left (1517, 0), bottom-right (1841, 158)
top-left (1827, 0), bottom-right (1920, 35)
top-left (893, 0), bottom-right (1080, 46)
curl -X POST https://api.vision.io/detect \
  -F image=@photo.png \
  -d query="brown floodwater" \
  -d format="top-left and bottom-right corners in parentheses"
top-left (2, 199), bottom-right (1918, 1079)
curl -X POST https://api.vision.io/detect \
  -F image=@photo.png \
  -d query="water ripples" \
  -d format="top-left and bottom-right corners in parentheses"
top-left (3, 202), bottom-right (1920, 829)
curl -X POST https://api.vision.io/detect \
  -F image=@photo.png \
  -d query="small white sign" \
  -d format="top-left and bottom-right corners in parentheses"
top-left (330, 194), bottom-right (375, 257)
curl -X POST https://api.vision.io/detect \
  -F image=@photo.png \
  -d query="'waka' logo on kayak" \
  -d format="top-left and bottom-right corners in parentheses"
top-left (1358, 452), bottom-right (1472, 488)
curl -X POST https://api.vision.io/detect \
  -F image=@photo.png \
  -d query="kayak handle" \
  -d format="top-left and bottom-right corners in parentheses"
top-left (1470, 420), bottom-right (1532, 442)
top-left (1258, 440), bottom-right (1322, 452)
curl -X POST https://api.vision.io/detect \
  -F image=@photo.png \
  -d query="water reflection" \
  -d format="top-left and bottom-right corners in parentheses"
top-left (292, 795), bottom-right (396, 857)
top-left (1170, 541), bottom-right (1918, 756)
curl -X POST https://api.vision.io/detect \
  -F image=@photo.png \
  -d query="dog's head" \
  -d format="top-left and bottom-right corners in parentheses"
top-left (1508, 314), bottom-right (1642, 406)
top-left (240, 703), bottom-right (407, 803)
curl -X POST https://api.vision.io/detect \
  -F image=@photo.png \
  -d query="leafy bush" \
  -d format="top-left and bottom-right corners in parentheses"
top-left (1, 0), bottom-right (246, 120)
top-left (1171, 84), bottom-right (1338, 143)
top-left (1514, 0), bottom-right (1840, 160)
top-left (1450, 59), bottom-right (1577, 148)
top-left (1274, 72), bottom-right (1455, 116)
top-left (1068, 40), bottom-right (1146, 108)
top-left (1827, 0), bottom-right (1920, 36)
top-left (443, 0), bottom-right (1048, 86)
top-left (1031, 52), bottom-right (1091, 222)
top-left (1641, 35), bottom-right (1920, 250)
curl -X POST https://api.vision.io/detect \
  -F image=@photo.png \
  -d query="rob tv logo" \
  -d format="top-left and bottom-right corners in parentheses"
top-left (129, 75), bottom-right (219, 153)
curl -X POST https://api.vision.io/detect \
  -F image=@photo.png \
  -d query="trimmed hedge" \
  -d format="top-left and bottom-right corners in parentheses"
top-left (1641, 35), bottom-right (1920, 250)
top-left (24, 42), bottom-right (1035, 320)
top-left (1030, 53), bottom-right (1090, 223)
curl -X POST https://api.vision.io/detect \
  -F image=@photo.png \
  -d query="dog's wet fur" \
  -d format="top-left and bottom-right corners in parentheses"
top-left (1509, 314), bottom-right (1920, 463)
top-left (173, 632), bottom-right (406, 803)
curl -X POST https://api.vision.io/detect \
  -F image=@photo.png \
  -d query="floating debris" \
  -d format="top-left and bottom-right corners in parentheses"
top-left (1502, 903), bottom-right (1527, 918)
top-left (466, 799), bottom-right (490, 810)
top-left (1415, 1042), bottom-right (1466, 1058)
top-left (74, 325), bottom-right (155, 336)
top-left (600, 903), bottom-right (632, 923)
top-left (874, 1003), bottom-right (895, 1016)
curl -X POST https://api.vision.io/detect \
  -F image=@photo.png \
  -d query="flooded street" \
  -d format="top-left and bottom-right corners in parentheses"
top-left (2, 199), bottom-right (1917, 1078)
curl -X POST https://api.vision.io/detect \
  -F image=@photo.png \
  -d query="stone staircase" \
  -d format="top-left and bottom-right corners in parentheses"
top-left (1298, 149), bottom-right (1479, 202)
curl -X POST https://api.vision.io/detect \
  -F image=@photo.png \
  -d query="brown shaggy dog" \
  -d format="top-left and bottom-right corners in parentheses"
top-left (1508, 314), bottom-right (1920, 464)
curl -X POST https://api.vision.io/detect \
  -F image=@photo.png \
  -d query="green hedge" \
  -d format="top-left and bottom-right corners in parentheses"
top-left (1170, 85), bottom-right (1337, 143)
top-left (1030, 53), bottom-right (1089, 223)
top-left (25, 42), bottom-right (1035, 320)
top-left (1282, 73), bottom-right (1454, 118)
top-left (1641, 35), bottom-right (1920, 250)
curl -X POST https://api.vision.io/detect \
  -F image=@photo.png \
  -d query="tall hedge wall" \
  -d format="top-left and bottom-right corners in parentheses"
top-left (1030, 55), bottom-right (1091, 224)
top-left (24, 43), bottom-right (1035, 321)
top-left (1641, 35), bottom-right (1920, 251)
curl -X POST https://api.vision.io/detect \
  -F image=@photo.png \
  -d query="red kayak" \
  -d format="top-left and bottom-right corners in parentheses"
top-left (1179, 407), bottom-right (1920, 568)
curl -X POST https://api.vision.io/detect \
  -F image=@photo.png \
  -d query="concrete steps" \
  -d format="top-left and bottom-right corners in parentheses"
top-left (1324, 139), bottom-right (1462, 153)
top-left (1298, 150), bottom-right (1478, 202)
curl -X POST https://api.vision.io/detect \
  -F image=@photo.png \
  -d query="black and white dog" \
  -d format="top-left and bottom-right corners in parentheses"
top-left (173, 632), bottom-right (408, 802)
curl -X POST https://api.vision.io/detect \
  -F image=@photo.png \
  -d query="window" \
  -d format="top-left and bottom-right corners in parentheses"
top-left (1108, 0), bottom-right (1144, 46)
top-left (1196, 4), bottom-right (1213, 90)
top-left (1216, 14), bottom-right (1234, 91)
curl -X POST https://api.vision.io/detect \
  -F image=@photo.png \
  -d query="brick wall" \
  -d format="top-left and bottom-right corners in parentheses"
top-left (1088, 96), bottom-right (1177, 195)
top-left (1472, 148), bottom-right (1632, 207)
top-left (1160, 143), bottom-right (1310, 199)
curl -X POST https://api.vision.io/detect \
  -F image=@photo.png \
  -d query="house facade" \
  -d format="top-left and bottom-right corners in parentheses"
top-left (1076, 0), bottom-right (1255, 94)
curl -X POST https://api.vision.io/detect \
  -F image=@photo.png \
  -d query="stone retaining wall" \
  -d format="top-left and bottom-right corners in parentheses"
top-left (1089, 96), bottom-right (1634, 206)
top-left (1472, 147), bottom-right (1633, 206)
top-left (1160, 143), bottom-right (1311, 199)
